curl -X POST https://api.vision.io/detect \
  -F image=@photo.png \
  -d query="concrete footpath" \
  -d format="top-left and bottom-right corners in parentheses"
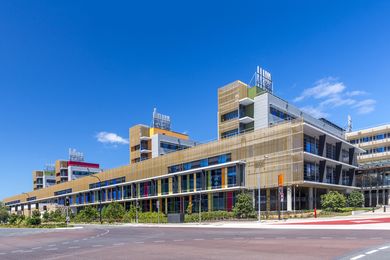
top-left (117, 211), bottom-right (390, 230)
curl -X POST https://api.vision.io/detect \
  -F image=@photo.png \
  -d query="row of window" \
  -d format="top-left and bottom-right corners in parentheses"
top-left (54, 188), bottom-right (72, 196)
top-left (168, 154), bottom-right (232, 173)
top-left (221, 129), bottom-right (239, 139)
top-left (304, 135), bottom-right (350, 163)
top-left (350, 133), bottom-right (390, 144)
top-left (270, 106), bottom-right (296, 121)
top-left (160, 141), bottom-right (190, 151)
top-left (89, 177), bottom-right (126, 189)
top-left (362, 146), bottom-right (390, 155)
top-left (303, 162), bottom-right (352, 186)
top-left (221, 110), bottom-right (238, 122)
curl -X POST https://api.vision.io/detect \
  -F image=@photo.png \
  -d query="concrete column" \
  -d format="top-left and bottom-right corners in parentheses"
top-left (369, 190), bottom-right (372, 207)
top-left (308, 187), bottom-right (314, 210)
top-left (383, 189), bottom-right (386, 205)
top-left (287, 186), bottom-right (292, 212)
top-left (376, 190), bottom-right (379, 206)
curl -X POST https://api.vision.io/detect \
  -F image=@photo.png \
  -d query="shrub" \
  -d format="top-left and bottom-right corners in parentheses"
top-left (233, 192), bottom-right (255, 219)
top-left (49, 209), bottom-right (66, 223)
top-left (42, 211), bottom-right (50, 222)
top-left (102, 202), bottom-right (125, 223)
top-left (75, 206), bottom-right (99, 223)
top-left (185, 211), bottom-right (235, 223)
top-left (321, 191), bottom-right (346, 212)
top-left (347, 191), bottom-right (364, 208)
top-left (123, 206), bottom-right (137, 223)
top-left (0, 202), bottom-right (9, 224)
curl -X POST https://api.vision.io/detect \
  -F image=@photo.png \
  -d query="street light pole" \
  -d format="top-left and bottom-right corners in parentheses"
top-left (90, 174), bottom-right (103, 224)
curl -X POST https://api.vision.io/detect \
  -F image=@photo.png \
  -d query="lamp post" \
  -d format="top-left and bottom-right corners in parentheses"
top-left (255, 156), bottom-right (269, 223)
top-left (22, 192), bottom-right (31, 217)
top-left (90, 174), bottom-right (103, 224)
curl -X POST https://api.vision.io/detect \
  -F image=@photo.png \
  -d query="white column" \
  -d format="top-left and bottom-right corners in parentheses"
top-left (287, 186), bottom-right (292, 212)
top-left (308, 187), bottom-right (314, 210)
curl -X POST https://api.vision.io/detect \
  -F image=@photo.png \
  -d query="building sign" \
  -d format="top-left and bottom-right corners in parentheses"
top-left (69, 148), bottom-right (84, 162)
top-left (255, 66), bottom-right (273, 93)
top-left (152, 108), bottom-right (171, 131)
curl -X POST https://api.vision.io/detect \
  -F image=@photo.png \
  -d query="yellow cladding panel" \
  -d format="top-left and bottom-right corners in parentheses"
top-left (149, 128), bottom-right (189, 140)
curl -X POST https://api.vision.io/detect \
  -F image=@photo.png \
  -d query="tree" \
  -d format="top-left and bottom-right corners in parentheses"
top-left (42, 211), bottom-right (50, 222)
top-left (102, 203), bottom-right (125, 223)
top-left (348, 191), bottom-right (364, 208)
top-left (49, 209), bottom-right (65, 222)
top-left (0, 201), bottom-right (10, 224)
top-left (321, 191), bottom-right (346, 212)
top-left (233, 192), bottom-right (255, 219)
top-left (75, 206), bottom-right (99, 223)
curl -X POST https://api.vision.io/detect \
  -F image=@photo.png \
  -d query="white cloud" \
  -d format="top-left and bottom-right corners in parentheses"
top-left (96, 132), bottom-right (129, 145)
top-left (301, 106), bottom-right (329, 118)
top-left (353, 99), bottom-right (376, 115)
top-left (346, 90), bottom-right (367, 97)
top-left (294, 77), bottom-right (345, 102)
top-left (294, 77), bottom-right (376, 117)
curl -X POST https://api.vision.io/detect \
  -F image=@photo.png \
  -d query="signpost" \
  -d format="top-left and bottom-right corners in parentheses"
top-left (278, 174), bottom-right (284, 221)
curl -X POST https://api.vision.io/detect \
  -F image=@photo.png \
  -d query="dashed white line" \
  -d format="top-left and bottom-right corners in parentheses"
top-left (153, 240), bottom-right (165, 243)
top-left (62, 242), bottom-right (69, 245)
top-left (134, 242), bottom-right (144, 244)
top-left (68, 246), bottom-right (80, 249)
top-left (213, 238), bottom-right (224, 240)
top-left (92, 245), bottom-right (103, 248)
top-left (365, 250), bottom-right (378, 255)
top-left (46, 248), bottom-right (58, 251)
top-left (11, 250), bottom-right (23, 254)
top-left (369, 237), bottom-right (382, 240)
top-left (321, 237), bottom-right (332, 240)
top-left (350, 255), bottom-right (365, 260)
top-left (22, 250), bottom-right (33, 253)
top-left (73, 240), bottom-right (79, 243)
top-left (296, 237), bottom-right (309, 239)
top-left (233, 237), bottom-right (244, 240)
top-left (346, 237), bottom-right (357, 240)
top-left (193, 238), bottom-right (204, 241)
top-left (0, 253), bottom-right (6, 255)
top-left (379, 246), bottom-right (389, 250)
top-left (31, 247), bottom-right (42, 250)
top-left (174, 239), bottom-right (184, 242)
top-left (48, 244), bottom-right (57, 247)
top-left (275, 237), bottom-right (286, 240)
top-left (82, 238), bottom-right (88, 241)
top-left (113, 243), bottom-right (124, 246)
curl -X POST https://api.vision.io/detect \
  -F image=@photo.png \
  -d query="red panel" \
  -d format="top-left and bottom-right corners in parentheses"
top-left (227, 192), bottom-right (233, 212)
top-left (67, 161), bottom-right (100, 168)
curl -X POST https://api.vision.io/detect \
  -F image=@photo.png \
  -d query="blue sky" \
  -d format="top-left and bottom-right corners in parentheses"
top-left (1, 1), bottom-right (389, 200)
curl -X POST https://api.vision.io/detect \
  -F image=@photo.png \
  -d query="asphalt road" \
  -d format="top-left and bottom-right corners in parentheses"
top-left (1, 225), bottom-right (390, 260)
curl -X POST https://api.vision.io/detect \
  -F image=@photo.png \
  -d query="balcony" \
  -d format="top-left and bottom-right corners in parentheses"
top-left (238, 97), bottom-right (254, 106)
top-left (239, 116), bottom-right (254, 124)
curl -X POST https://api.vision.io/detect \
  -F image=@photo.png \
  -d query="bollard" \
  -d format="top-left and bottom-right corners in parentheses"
top-left (314, 208), bottom-right (317, 218)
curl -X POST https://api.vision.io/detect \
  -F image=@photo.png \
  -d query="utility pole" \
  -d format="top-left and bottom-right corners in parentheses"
top-left (90, 174), bottom-right (103, 224)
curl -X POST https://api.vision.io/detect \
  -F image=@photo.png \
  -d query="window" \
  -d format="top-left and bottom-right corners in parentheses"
top-left (227, 166), bottom-right (237, 187)
top-left (304, 162), bottom-right (319, 182)
top-left (221, 129), bottom-right (239, 139)
top-left (89, 177), bottom-right (125, 189)
top-left (325, 167), bottom-right (337, 184)
top-left (270, 106), bottom-right (296, 121)
top-left (304, 135), bottom-right (319, 155)
top-left (54, 188), bottom-right (72, 196)
top-left (168, 154), bottom-right (231, 173)
top-left (221, 110), bottom-right (238, 122)
top-left (326, 143), bottom-right (337, 160)
top-left (341, 149), bottom-right (349, 164)
top-left (211, 169), bottom-right (222, 189)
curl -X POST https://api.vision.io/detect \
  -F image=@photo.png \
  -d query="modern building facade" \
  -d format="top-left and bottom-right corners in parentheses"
top-left (129, 109), bottom-right (197, 164)
top-left (33, 170), bottom-right (56, 190)
top-left (346, 124), bottom-right (390, 206)
top-left (4, 69), bottom-right (362, 216)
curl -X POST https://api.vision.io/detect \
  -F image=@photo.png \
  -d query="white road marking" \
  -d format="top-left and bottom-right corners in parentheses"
top-left (46, 248), bottom-right (58, 251)
top-left (135, 242), bottom-right (144, 244)
top-left (213, 238), bottom-right (224, 240)
top-left (379, 246), bottom-right (389, 250)
top-left (233, 237), bottom-right (244, 240)
top-left (275, 237), bottom-right (286, 240)
top-left (48, 244), bottom-right (56, 247)
top-left (113, 243), bottom-right (124, 246)
top-left (31, 247), bottom-right (42, 250)
top-left (62, 242), bottom-right (69, 245)
top-left (321, 237), bottom-right (332, 239)
top-left (350, 255), bottom-right (365, 260)
top-left (369, 237), bottom-right (382, 240)
top-left (193, 238), bottom-right (204, 241)
top-left (68, 246), bottom-right (80, 249)
top-left (0, 253), bottom-right (6, 255)
top-left (92, 245), bottom-right (103, 248)
top-left (296, 237), bottom-right (309, 239)
top-left (153, 240), bottom-right (165, 243)
top-left (365, 250), bottom-right (378, 255)
top-left (22, 250), bottom-right (33, 253)
top-left (82, 238), bottom-right (88, 241)
top-left (73, 240), bottom-right (79, 243)
top-left (11, 250), bottom-right (23, 253)
top-left (346, 237), bottom-right (357, 240)
top-left (174, 239), bottom-right (184, 242)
